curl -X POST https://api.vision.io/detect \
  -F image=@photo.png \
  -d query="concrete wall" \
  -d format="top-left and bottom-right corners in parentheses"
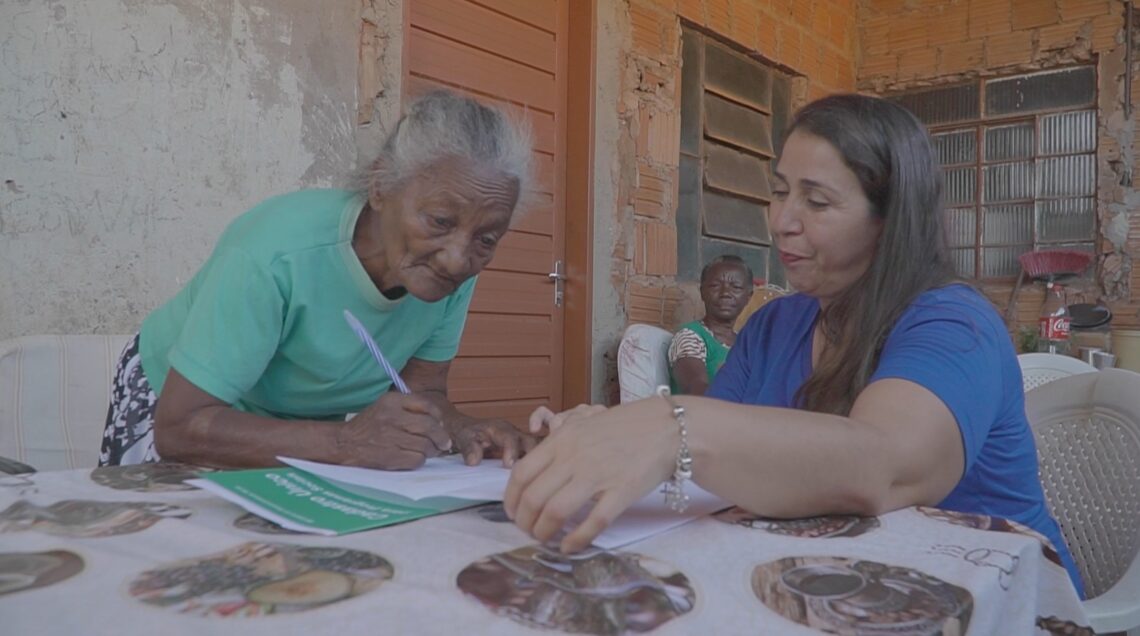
top-left (0, 0), bottom-right (402, 339)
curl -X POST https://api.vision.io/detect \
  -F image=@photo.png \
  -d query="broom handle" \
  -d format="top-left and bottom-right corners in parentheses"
top-left (1004, 270), bottom-right (1027, 328)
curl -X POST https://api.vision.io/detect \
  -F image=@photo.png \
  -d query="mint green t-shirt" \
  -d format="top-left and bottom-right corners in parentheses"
top-left (138, 189), bottom-right (476, 420)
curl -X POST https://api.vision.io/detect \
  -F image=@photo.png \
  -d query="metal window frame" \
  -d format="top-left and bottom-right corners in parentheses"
top-left (679, 25), bottom-right (792, 251)
top-left (928, 68), bottom-right (1099, 281)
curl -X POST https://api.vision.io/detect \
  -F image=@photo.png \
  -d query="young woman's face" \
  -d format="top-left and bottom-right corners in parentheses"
top-left (769, 130), bottom-right (883, 305)
top-left (373, 157), bottom-right (519, 302)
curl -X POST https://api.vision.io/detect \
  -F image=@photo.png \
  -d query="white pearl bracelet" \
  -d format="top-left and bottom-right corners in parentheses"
top-left (656, 385), bottom-right (693, 513)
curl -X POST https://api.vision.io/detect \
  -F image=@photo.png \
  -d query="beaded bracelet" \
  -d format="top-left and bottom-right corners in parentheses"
top-left (656, 385), bottom-right (693, 513)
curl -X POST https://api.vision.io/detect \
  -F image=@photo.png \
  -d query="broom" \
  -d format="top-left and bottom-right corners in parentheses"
top-left (1003, 249), bottom-right (1094, 326)
top-left (1018, 249), bottom-right (1093, 281)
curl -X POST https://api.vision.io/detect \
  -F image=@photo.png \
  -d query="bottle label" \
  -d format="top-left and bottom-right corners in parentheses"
top-left (1039, 316), bottom-right (1071, 341)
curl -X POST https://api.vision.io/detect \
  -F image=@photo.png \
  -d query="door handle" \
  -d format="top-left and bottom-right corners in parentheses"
top-left (548, 260), bottom-right (565, 307)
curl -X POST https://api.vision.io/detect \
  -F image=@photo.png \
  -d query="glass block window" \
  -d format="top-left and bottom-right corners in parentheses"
top-left (677, 26), bottom-right (793, 284)
top-left (890, 66), bottom-right (1098, 279)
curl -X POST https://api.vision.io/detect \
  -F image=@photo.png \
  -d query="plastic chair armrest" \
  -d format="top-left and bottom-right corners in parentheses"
top-left (1086, 547), bottom-right (1140, 634)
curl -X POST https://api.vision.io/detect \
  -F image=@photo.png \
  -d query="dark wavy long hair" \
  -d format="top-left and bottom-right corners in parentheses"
top-left (788, 94), bottom-right (959, 416)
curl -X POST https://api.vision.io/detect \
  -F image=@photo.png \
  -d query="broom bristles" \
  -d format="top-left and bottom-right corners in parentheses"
top-left (1018, 249), bottom-right (1093, 279)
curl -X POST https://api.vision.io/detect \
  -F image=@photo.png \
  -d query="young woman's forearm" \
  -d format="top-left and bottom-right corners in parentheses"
top-left (675, 396), bottom-right (896, 518)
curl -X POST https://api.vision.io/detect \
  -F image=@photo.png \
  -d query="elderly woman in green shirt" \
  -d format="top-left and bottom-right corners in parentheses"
top-left (668, 256), bottom-right (754, 395)
top-left (99, 91), bottom-right (535, 471)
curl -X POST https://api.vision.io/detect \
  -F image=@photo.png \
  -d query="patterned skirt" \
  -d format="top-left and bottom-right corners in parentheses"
top-left (98, 334), bottom-right (161, 466)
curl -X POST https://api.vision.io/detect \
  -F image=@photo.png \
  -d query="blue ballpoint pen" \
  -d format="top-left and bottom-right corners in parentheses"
top-left (343, 309), bottom-right (411, 394)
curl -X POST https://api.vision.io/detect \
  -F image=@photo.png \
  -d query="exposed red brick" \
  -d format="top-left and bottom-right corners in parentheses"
top-left (865, 0), bottom-right (908, 15)
top-left (828, 8), bottom-right (851, 48)
top-left (820, 47), bottom-right (848, 86)
top-left (778, 22), bottom-right (805, 69)
top-left (896, 45), bottom-right (939, 79)
top-left (678, 0), bottom-right (706, 24)
top-left (968, 0), bottom-right (1012, 38)
top-left (887, 14), bottom-right (930, 51)
top-left (729, 2), bottom-right (760, 49)
top-left (647, 107), bottom-right (680, 167)
top-left (860, 15), bottom-right (891, 56)
top-left (836, 55), bottom-right (856, 87)
top-left (757, 9), bottom-right (780, 55)
top-left (930, 3), bottom-right (966, 47)
top-left (790, 0), bottom-right (814, 27)
top-left (801, 39), bottom-right (827, 79)
top-left (1057, 0), bottom-right (1113, 23)
top-left (811, 2), bottom-right (833, 41)
top-left (986, 29), bottom-right (1034, 67)
top-left (634, 163), bottom-right (670, 220)
top-left (706, 0), bottom-right (732, 34)
top-left (1090, 12), bottom-right (1123, 51)
top-left (861, 50), bottom-right (899, 79)
top-left (939, 38), bottom-right (985, 74)
top-left (1037, 20), bottom-right (1087, 51)
top-left (631, 2), bottom-right (668, 56)
top-left (1011, 0), bottom-right (1060, 30)
top-left (633, 220), bottom-right (678, 275)
top-left (627, 282), bottom-right (668, 325)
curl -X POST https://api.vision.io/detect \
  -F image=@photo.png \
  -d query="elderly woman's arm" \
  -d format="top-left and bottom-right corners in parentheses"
top-left (154, 369), bottom-right (452, 469)
top-left (668, 329), bottom-right (711, 395)
top-left (400, 357), bottom-right (538, 467)
top-left (505, 378), bottom-right (964, 552)
top-left (671, 359), bottom-right (710, 395)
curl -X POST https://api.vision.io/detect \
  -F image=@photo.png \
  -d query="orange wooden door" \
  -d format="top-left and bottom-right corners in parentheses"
top-left (405, 0), bottom-right (567, 426)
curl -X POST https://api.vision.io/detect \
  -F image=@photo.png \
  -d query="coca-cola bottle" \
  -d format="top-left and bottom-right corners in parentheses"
top-left (1037, 281), bottom-right (1071, 356)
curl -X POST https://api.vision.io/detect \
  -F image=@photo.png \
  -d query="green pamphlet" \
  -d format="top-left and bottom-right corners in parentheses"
top-left (191, 468), bottom-right (487, 535)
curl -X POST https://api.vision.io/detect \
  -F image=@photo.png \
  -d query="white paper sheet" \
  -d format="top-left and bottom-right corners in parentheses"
top-left (587, 485), bottom-right (728, 549)
top-left (279, 456), bottom-right (730, 548)
top-left (279, 455), bottom-right (510, 501)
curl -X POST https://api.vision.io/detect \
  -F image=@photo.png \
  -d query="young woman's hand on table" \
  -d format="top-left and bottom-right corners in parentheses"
top-left (505, 399), bottom-right (677, 553)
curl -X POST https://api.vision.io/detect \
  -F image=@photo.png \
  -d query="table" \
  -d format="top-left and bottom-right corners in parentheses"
top-left (0, 463), bottom-right (1090, 635)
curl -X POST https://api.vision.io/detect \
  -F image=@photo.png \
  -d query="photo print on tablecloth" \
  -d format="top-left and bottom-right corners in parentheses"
top-left (473, 502), bottom-right (512, 523)
top-left (0, 550), bottom-right (84, 597)
top-left (128, 542), bottom-right (393, 617)
top-left (0, 474), bottom-right (37, 497)
top-left (90, 462), bottom-right (215, 493)
top-left (915, 506), bottom-right (1063, 568)
top-left (927, 544), bottom-right (1019, 591)
top-left (457, 543), bottom-right (697, 633)
top-left (0, 500), bottom-right (192, 538)
top-left (753, 556), bottom-right (973, 635)
top-left (714, 507), bottom-right (880, 539)
top-left (232, 512), bottom-right (303, 535)
top-left (1036, 615), bottom-right (1096, 635)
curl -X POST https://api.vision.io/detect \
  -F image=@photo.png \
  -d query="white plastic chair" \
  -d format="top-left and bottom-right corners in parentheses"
top-left (1025, 368), bottom-right (1140, 635)
top-left (616, 324), bottom-right (673, 403)
top-left (1018, 352), bottom-right (1097, 392)
top-left (0, 335), bottom-right (130, 471)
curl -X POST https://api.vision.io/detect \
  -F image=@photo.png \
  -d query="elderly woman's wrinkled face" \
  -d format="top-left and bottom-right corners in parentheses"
top-left (375, 157), bottom-right (520, 302)
top-left (700, 263), bottom-right (752, 323)
top-left (769, 131), bottom-right (882, 305)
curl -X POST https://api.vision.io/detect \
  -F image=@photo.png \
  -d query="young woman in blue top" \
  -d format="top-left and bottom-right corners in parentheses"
top-left (505, 94), bottom-right (1083, 596)
top-left (99, 91), bottom-right (536, 472)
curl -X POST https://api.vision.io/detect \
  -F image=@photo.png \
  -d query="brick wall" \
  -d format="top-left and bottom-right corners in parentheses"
top-left (596, 0), bottom-right (856, 401)
top-left (858, 0), bottom-right (1139, 331)
top-left (612, 0), bottom-right (859, 336)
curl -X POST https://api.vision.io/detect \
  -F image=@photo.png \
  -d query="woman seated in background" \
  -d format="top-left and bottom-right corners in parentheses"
top-left (99, 91), bottom-right (535, 471)
top-left (668, 255), bottom-right (753, 395)
top-left (507, 94), bottom-right (1084, 597)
